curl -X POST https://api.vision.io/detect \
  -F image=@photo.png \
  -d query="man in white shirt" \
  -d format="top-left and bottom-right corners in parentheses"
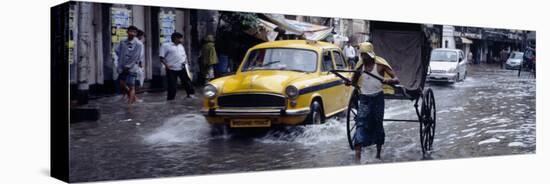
top-left (136, 29), bottom-right (145, 88)
top-left (159, 32), bottom-right (195, 100)
top-left (344, 42), bottom-right (357, 68)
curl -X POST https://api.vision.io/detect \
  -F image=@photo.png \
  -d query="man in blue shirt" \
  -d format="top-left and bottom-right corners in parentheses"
top-left (115, 25), bottom-right (144, 104)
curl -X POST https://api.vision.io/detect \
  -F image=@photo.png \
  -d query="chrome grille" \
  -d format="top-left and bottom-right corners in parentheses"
top-left (431, 69), bottom-right (446, 73)
top-left (218, 94), bottom-right (286, 108)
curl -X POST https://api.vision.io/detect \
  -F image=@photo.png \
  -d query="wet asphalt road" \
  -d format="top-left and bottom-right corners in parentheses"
top-left (69, 64), bottom-right (535, 182)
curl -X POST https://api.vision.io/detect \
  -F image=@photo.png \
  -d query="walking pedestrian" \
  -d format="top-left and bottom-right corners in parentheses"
top-left (137, 29), bottom-right (145, 42)
top-left (115, 25), bottom-right (144, 104)
top-left (468, 51), bottom-right (473, 64)
top-left (500, 48), bottom-right (508, 69)
top-left (344, 42), bottom-right (357, 68)
top-left (159, 32), bottom-right (195, 100)
top-left (346, 42), bottom-right (399, 162)
top-left (136, 29), bottom-right (146, 88)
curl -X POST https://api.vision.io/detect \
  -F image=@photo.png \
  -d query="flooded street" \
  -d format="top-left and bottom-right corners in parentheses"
top-left (69, 64), bottom-right (535, 182)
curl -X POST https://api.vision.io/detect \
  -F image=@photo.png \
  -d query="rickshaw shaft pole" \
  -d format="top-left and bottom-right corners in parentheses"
top-left (329, 70), bottom-right (397, 88)
top-left (383, 119), bottom-right (419, 122)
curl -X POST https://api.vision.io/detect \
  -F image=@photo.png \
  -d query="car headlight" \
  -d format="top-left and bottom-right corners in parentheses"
top-left (204, 84), bottom-right (218, 99)
top-left (285, 85), bottom-right (299, 99)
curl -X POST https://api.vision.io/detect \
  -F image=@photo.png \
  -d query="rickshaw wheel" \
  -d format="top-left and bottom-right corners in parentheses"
top-left (346, 90), bottom-right (360, 150)
top-left (420, 88), bottom-right (436, 155)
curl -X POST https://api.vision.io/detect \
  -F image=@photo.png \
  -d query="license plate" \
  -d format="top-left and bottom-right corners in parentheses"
top-left (230, 119), bottom-right (271, 128)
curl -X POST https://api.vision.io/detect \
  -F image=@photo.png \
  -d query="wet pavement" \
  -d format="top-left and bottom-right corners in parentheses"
top-left (69, 64), bottom-right (536, 182)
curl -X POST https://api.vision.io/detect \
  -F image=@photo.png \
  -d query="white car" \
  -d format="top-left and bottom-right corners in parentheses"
top-left (427, 48), bottom-right (468, 83)
top-left (505, 51), bottom-right (524, 70)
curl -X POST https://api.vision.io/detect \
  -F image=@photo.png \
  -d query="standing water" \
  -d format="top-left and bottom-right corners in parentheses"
top-left (69, 64), bottom-right (535, 182)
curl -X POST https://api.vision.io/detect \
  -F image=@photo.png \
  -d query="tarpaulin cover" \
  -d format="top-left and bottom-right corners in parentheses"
top-left (371, 30), bottom-right (426, 90)
top-left (263, 14), bottom-right (332, 40)
top-left (244, 18), bottom-right (279, 41)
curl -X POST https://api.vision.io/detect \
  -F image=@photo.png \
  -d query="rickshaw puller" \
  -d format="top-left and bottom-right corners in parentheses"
top-left (346, 42), bottom-right (399, 162)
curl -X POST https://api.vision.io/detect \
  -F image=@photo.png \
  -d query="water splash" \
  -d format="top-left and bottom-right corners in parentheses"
top-left (255, 118), bottom-right (347, 146)
top-left (143, 114), bottom-right (214, 145)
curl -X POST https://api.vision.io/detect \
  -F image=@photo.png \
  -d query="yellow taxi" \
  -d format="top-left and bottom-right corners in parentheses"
top-left (201, 40), bottom-right (353, 128)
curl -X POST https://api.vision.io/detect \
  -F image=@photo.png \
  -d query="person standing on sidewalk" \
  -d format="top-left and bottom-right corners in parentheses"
top-left (200, 35), bottom-right (218, 82)
top-left (159, 32), bottom-right (195, 100)
top-left (344, 42), bottom-right (357, 68)
top-left (115, 25), bottom-right (143, 104)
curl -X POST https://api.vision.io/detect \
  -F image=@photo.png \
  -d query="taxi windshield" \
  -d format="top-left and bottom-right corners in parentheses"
top-left (241, 48), bottom-right (318, 72)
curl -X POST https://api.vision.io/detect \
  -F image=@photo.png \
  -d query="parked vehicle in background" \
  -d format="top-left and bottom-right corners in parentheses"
top-left (427, 48), bottom-right (468, 83)
top-left (505, 51), bottom-right (524, 70)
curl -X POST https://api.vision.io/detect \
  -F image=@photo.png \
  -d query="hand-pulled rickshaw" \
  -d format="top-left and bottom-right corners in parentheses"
top-left (331, 21), bottom-right (437, 155)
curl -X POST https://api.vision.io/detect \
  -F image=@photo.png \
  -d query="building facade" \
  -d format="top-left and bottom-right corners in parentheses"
top-left (64, 2), bottom-right (219, 102)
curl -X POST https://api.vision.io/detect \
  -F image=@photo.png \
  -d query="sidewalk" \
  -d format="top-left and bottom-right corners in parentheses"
top-left (467, 63), bottom-right (535, 78)
top-left (71, 88), bottom-right (204, 123)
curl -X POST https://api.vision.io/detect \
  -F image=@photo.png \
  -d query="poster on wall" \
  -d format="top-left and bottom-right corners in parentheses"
top-left (110, 6), bottom-right (132, 79)
top-left (159, 9), bottom-right (176, 44)
top-left (110, 6), bottom-right (132, 53)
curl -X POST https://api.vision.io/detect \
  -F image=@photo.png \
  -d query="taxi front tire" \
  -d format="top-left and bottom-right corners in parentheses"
top-left (305, 101), bottom-right (324, 124)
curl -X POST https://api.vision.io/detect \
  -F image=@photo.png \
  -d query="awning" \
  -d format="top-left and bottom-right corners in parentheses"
top-left (460, 37), bottom-right (473, 44)
top-left (244, 18), bottom-right (279, 41)
top-left (263, 14), bottom-right (333, 41)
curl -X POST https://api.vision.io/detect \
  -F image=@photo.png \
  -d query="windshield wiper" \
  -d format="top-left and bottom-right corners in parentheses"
top-left (262, 60), bottom-right (281, 67)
